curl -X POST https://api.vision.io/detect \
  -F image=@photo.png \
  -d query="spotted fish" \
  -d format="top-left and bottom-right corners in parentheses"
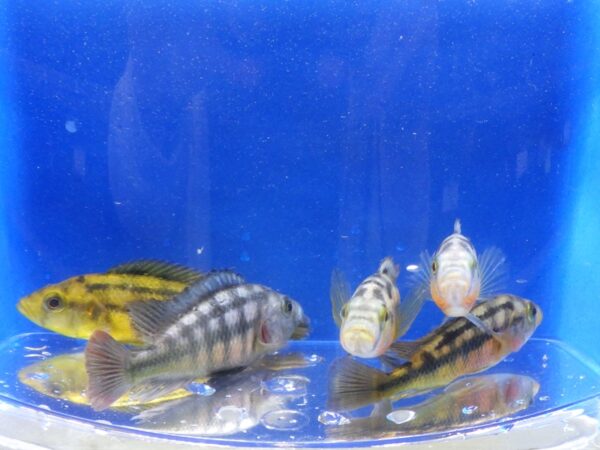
top-left (85, 271), bottom-right (310, 411)
top-left (328, 294), bottom-right (542, 411)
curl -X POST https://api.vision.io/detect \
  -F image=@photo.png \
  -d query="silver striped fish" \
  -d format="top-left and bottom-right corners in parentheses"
top-left (85, 271), bottom-right (310, 411)
top-left (331, 257), bottom-right (427, 358)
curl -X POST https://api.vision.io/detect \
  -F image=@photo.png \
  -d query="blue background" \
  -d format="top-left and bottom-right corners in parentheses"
top-left (1, 1), bottom-right (598, 363)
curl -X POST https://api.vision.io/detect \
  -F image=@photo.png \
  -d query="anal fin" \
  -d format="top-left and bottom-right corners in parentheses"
top-left (129, 377), bottom-right (195, 404)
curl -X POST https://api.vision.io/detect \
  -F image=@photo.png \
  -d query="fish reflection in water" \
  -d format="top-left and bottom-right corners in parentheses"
top-left (327, 373), bottom-right (539, 440)
top-left (18, 352), bottom-right (191, 407)
top-left (133, 356), bottom-right (311, 436)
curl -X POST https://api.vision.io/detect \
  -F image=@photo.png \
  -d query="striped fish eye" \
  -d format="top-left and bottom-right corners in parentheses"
top-left (282, 298), bottom-right (294, 314)
top-left (431, 260), bottom-right (438, 273)
top-left (44, 295), bottom-right (64, 312)
top-left (526, 302), bottom-right (537, 324)
top-left (381, 309), bottom-right (390, 322)
top-left (340, 304), bottom-right (349, 319)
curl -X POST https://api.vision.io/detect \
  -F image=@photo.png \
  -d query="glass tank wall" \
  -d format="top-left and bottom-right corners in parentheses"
top-left (1, 1), bottom-right (599, 448)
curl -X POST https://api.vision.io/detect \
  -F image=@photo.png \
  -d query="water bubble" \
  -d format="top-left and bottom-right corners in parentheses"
top-left (261, 409), bottom-right (308, 431)
top-left (542, 354), bottom-right (549, 362)
top-left (217, 406), bottom-right (248, 423)
top-left (188, 383), bottom-right (216, 396)
top-left (386, 409), bottom-right (416, 424)
top-left (542, 363), bottom-right (548, 369)
top-left (65, 120), bottom-right (78, 133)
top-left (240, 251), bottom-right (250, 262)
top-left (516, 279), bottom-right (528, 284)
top-left (406, 264), bottom-right (419, 272)
top-left (26, 372), bottom-right (50, 381)
top-left (538, 395), bottom-right (550, 402)
top-left (499, 423), bottom-right (514, 433)
top-left (462, 405), bottom-right (479, 415)
top-left (38, 404), bottom-right (51, 411)
top-left (95, 420), bottom-right (113, 426)
top-left (579, 375), bottom-right (586, 380)
top-left (306, 354), bottom-right (323, 364)
top-left (24, 345), bottom-right (48, 352)
top-left (263, 375), bottom-right (309, 395)
top-left (396, 244), bottom-right (406, 252)
top-left (318, 411), bottom-right (351, 426)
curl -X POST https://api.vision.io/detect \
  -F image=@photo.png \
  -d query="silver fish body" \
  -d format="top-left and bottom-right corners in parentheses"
top-left (85, 271), bottom-right (309, 411)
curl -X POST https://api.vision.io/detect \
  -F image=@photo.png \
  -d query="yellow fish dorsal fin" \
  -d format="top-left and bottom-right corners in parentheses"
top-left (129, 271), bottom-right (245, 341)
top-left (107, 260), bottom-right (204, 284)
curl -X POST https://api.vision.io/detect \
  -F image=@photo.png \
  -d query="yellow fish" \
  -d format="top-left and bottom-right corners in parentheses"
top-left (18, 352), bottom-right (192, 408)
top-left (328, 294), bottom-right (542, 411)
top-left (17, 260), bottom-right (203, 344)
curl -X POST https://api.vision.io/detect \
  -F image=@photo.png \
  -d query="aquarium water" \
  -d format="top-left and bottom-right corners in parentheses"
top-left (1, 1), bottom-right (599, 449)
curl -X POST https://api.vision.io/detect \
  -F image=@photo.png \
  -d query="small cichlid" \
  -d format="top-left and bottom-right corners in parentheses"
top-left (134, 354), bottom-right (311, 436)
top-left (328, 294), bottom-right (542, 411)
top-left (85, 271), bottom-right (310, 411)
top-left (330, 257), bottom-right (427, 358)
top-left (18, 352), bottom-right (192, 408)
top-left (17, 260), bottom-right (203, 344)
top-left (328, 373), bottom-right (540, 440)
top-left (417, 219), bottom-right (507, 331)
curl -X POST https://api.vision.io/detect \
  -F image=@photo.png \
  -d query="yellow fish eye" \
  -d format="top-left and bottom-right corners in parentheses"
top-left (380, 309), bottom-right (390, 322)
top-left (44, 295), bottom-right (64, 312)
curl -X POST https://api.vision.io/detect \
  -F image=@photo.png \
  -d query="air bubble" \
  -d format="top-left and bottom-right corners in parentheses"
top-left (188, 383), bottom-right (216, 396)
top-left (261, 409), bottom-right (308, 431)
top-left (539, 395), bottom-right (550, 402)
top-left (462, 405), bottom-right (478, 415)
top-left (306, 354), bottom-right (323, 364)
top-left (386, 410), bottom-right (416, 424)
top-left (216, 406), bottom-right (248, 423)
top-left (542, 354), bottom-right (549, 362)
top-left (318, 411), bottom-right (350, 426)
top-left (263, 375), bottom-right (309, 395)
top-left (65, 120), bottom-right (78, 133)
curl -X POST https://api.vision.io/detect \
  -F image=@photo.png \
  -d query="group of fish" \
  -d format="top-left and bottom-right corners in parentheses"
top-left (17, 261), bottom-right (310, 411)
top-left (15, 218), bottom-right (542, 436)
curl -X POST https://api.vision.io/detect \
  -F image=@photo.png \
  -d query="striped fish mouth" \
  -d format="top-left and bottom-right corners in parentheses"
top-left (291, 316), bottom-right (310, 340)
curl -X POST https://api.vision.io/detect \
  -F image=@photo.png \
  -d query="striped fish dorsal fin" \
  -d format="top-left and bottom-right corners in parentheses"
top-left (129, 270), bottom-right (245, 341)
top-left (107, 260), bottom-right (203, 284)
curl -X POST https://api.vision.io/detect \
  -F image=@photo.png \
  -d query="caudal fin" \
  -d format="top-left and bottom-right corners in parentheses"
top-left (85, 330), bottom-right (132, 411)
top-left (328, 357), bottom-right (388, 411)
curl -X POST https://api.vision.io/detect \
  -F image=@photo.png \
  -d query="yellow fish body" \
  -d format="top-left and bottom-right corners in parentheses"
top-left (328, 294), bottom-right (542, 411)
top-left (17, 261), bottom-right (203, 344)
top-left (18, 352), bottom-right (192, 408)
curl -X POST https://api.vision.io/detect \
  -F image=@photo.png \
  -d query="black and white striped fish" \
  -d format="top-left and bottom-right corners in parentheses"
top-left (330, 257), bottom-right (427, 358)
top-left (85, 271), bottom-right (310, 411)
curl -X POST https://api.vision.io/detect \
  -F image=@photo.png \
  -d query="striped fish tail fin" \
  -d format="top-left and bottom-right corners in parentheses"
top-left (85, 330), bottom-right (132, 411)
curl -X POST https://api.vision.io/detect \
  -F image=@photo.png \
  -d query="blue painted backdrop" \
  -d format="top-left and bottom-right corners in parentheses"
top-left (1, 1), bottom-right (598, 361)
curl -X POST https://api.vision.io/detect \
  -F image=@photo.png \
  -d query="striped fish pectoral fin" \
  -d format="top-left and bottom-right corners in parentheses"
top-left (107, 260), bottom-right (204, 284)
top-left (330, 269), bottom-right (351, 328)
top-left (129, 376), bottom-right (196, 405)
top-left (327, 357), bottom-right (388, 412)
top-left (395, 281), bottom-right (429, 338)
top-left (478, 247), bottom-right (508, 300)
top-left (408, 251), bottom-right (434, 301)
top-left (129, 271), bottom-right (246, 341)
top-left (464, 312), bottom-right (502, 339)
